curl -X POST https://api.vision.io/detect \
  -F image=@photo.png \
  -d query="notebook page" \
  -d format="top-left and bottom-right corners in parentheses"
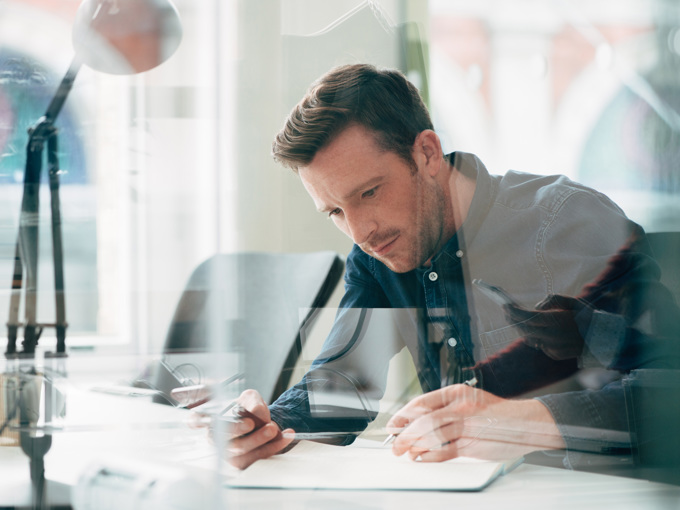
top-left (229, 440), bottom-right (522, 491)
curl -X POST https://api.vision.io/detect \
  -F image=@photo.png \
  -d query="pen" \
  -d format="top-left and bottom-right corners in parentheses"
top-left (282, 431), bottom-right (363, 440)
top-left (382, 376), bottom-right (478, 447)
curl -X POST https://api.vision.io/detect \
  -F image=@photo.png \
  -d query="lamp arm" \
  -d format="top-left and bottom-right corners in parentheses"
top-left (45, 58), bottom-right (82, 124)
top-left (5, 57), bottom-right (81, 357)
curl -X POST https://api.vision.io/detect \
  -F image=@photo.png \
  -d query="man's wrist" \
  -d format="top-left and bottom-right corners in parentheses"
top-left (519, 399), bottom-right (566, 449)
top-left (487, 398), bottom-right (566, 450)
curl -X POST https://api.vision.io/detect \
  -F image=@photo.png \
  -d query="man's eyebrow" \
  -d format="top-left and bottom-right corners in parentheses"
top-left (316, 176), bottom-right (385, 214)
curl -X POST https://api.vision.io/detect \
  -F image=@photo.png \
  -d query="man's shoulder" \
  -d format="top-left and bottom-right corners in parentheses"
top-left (494, 169), bottom-right (619, 214)
top-left (457, 152), bottom-right (619, 214)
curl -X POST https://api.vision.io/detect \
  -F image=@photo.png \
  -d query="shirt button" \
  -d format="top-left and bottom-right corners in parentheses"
top-left (428, 272), bottom-right (438, 281)
top-left (447, 337), bottom-right (457, 347)
top-left (456, 250), bottom-right (464, 258)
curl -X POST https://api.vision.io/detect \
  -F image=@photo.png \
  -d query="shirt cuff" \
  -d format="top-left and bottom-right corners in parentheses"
top-left (534, 393), bottom-right (631, 469)
top-left (578, 309), bottom-right (627, 369)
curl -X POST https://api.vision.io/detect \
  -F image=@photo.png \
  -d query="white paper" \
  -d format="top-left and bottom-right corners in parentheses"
top-left (229, 440), bottom-right (523, 491)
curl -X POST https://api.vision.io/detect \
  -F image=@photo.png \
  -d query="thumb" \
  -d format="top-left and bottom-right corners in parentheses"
top-left (535, 294), bottom-right (572, 310)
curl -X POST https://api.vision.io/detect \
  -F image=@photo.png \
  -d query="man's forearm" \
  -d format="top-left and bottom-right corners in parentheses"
top-left (507, 399), bottom-right (565, 449)
top-left (478, 398), bottom-right (566, 451)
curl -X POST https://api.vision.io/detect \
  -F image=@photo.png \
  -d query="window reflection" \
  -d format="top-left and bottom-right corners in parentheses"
top-left (0, 40), bottom-right (97, 334)
top-left (429, 0), bottom-right (680, 232)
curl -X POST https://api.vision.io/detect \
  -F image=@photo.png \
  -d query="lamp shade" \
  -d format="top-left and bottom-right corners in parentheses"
top-left (72, 0), bottom-right (182, 75)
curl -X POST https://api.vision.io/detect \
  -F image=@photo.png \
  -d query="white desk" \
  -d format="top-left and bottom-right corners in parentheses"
top-left (2, 387), bottom-right (680, 510)
top-left (3, 450), bottom-right (680, 510)
top-left (226, 465), bottom-right (680, 510)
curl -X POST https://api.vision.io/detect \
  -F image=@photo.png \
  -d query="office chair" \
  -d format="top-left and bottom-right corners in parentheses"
top-left (157, 251), bottom-right (344, 404)
top-left (646, 231), bottom-right (680, 306)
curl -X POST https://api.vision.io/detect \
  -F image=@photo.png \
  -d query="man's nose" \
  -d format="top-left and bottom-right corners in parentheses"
top-left (345, 210), bottom-right (377, 245)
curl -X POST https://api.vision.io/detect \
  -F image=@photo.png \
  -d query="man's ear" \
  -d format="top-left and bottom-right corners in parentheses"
top-left (413, 130), bottom-right (443, 176)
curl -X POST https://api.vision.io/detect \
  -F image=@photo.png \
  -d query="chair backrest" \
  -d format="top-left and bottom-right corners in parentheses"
top-left (161, 251), bottom-right (344, 404)
top-left (646, 232), bottom-right (680, 306)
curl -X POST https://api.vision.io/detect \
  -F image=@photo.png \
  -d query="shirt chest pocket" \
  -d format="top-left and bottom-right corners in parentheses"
top-left (477, 322), bottom-right (523, 359)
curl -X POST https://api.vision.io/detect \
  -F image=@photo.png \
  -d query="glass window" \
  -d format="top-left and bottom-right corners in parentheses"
top-left (428, 0), bottom-right (680, 232)
top-left (0, 0), bottom-right (231, 353)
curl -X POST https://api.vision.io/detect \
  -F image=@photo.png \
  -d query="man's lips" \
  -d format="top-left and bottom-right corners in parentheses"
top-left (371, 235), bottom-right (399, 257)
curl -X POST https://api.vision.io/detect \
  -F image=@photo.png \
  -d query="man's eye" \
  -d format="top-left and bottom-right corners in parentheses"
top-left (362, 187), bottom-right (378, 199)
top-left (328, 208), bottom-right (342, 218)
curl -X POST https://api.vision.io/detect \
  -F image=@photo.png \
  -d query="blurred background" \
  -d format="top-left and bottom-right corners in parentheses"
top-left (0, 0), bottom-right (677, 357)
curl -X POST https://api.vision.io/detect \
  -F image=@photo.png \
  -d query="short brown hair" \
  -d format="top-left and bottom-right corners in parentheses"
top-left (272, 64), bottom-right (433, 171)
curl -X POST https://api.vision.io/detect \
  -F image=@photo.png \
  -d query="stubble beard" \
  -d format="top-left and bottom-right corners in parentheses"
top-left (378, 175), bottom-right (447, 273)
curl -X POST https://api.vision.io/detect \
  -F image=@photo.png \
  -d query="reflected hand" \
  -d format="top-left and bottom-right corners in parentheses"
top-left (386, 385), bottom-right (565, 462)
top-left (386, 385), bottom-right (503, 462)
top-left (504, 294), bottom-right (589, 360)
top-left (214, 389), bottom-right (295, 470)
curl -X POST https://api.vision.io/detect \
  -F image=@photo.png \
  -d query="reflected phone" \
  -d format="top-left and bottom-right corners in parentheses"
top-left (229, 405), bottom-right (283, 440)
top-left (472, 279), bottom-right (520, 307)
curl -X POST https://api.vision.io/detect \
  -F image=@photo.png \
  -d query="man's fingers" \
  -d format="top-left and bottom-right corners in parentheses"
top-left (222, 415), bottom-right (255, 437)
top-left (524, 312), bottom-right (559, 329)
top-left (208, 388), bottom-right (293, 471)
top-left (392, 408), bottom-right (466, 456)
top-left (238, 400), bottom-right (271, 423)
top-left (503, 304), bottom-right (536, 322)
top-left (504, 306), bottom-right (557, 331)
top-left (386, 403), bottom-right (433, 432)
top-left (237, 389), bottom-right (271, 421)
top-left (229, 428), bottom-right (295, 470)
top-left (400, 415), bottom-right (502, 462)
top-left (396, 420), bottom-right (463, 455)
top-left (228, 422), bottom-right (280, 455)
top-left (410, 440), bottom-right (459, 463)
top-left (401, 384), bottom-right (475, 412)
top-left (508, 308), bottom-right (575, 334)
top-left (387, 386), bottom-right (472, 432)
top-left (388, 385), bottom-right (492, 455)
top-left (538, 294), bottom-right (581, 311)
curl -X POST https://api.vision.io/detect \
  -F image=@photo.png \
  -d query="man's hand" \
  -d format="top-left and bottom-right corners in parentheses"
top-left (218, 389), bottom-right (295, 470)
top-left (385, 384), bottom-right (565, 462)
top-left (504, 294), bottom-right (590, 360)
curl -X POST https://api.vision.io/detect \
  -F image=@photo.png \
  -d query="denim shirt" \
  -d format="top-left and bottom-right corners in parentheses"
top-left (270, 152), bottom-right (657, 459)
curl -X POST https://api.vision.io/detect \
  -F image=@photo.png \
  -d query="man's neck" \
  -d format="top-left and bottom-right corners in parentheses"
top-left (446, 155), bottom-right (477, 233)
top-left (419, 156), bottom-right (477, 269)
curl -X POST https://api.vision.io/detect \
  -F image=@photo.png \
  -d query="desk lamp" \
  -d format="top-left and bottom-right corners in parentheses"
top-left (3, 1), bottom-right (182, 507)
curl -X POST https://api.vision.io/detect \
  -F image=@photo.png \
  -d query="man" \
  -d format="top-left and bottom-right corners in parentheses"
top-left (226, 64), bottom-right (678, 470)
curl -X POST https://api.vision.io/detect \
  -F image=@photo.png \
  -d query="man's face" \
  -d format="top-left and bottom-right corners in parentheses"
top-left (298, 125), bottom-right (448, 273)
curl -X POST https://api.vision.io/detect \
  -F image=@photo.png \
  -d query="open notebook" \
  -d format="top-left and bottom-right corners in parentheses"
top-left (229, 440), bottom-right (524, 491)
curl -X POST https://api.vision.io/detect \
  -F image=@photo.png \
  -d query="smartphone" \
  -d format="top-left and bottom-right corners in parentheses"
top-left (472, 279), bottom-right (520, 307)
top-left (224, 404), bottom-right (283, 440)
